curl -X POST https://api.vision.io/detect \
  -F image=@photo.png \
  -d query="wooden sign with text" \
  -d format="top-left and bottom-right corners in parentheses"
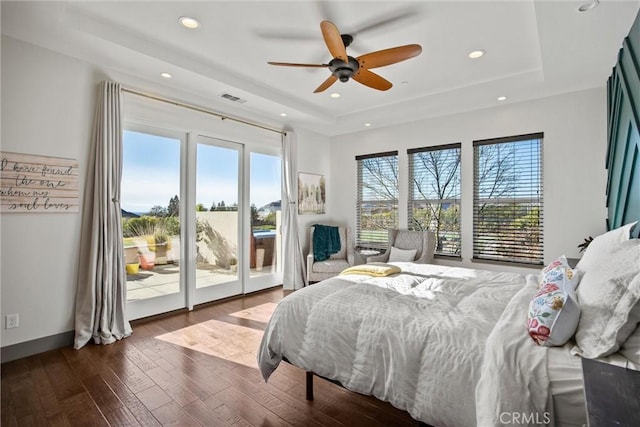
top-left (0, 151), bottom-right (80, 213)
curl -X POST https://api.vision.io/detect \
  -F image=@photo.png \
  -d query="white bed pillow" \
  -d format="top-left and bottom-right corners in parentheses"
top-left (388, 246), bottom-right (417, 262)
top-left (576, 221), bottom-right (637, 273)
top-left (574, 239), bottom-right (640, 358)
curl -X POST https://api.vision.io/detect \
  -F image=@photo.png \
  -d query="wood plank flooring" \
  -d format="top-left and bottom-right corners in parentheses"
top-left (1, 287), bottom-right (418, 426)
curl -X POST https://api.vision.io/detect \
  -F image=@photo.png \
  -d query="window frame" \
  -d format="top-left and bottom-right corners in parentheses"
top-left (407, 143), bottom-right (462, 257)
top-left (355, 150), bottom-right (399, 250)
top-left (472, 132), bottom-right (544, 266)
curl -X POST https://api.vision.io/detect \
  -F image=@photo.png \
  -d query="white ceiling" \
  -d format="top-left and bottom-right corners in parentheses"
top-left (2, 1), bottom-right (639, 136)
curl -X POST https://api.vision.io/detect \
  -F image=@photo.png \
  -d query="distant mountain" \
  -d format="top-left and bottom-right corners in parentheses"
top-left (259, 200), bottom-right (281, 212)
top-left (121, 209), bottom-right (140, 218)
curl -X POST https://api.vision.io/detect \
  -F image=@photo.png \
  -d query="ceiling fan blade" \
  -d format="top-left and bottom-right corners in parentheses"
top-left (320, 21), bottom-right (348, 61)
top-left (314, 75), bottom-right (338, 93)
top-left (352, 69), bottom-right (392, 91)
top-left (357, 44), bottom-right (422, 69)
top-left (254, 29), bottom-right (318, 41)
top-left (351, 7), bottom-right (419, 37)
top-left (268, 62), bottom-right (329, 68)
top-left (316, 1), bottom-right (337, 24)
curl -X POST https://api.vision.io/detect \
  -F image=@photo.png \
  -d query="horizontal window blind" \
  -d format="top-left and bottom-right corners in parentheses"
top-left (356, 151), bottom-right (398, 249)
top-left (473, 133), bottom-right (543, 265)
top-left (408, 143), bottom-right (461, 256)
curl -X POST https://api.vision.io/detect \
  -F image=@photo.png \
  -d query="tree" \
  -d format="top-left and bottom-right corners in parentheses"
top-left (250, 204), bottom-right (259, 226)
top-left (475, 144), bottom-right (516, 215)
top-left (473, 144), bottom-right (518, 250)
top-left (196, 203), bottom-right (207, 212)
top-left (167, 195), bottom-right (179, 217)
top-left (263, 211), bottom-right (276, 227)
top-left (513, 206), bottom-right (541, 247)
top-left (210, 201), bottom-right (217, 211)
top-left (362, 157), bottom-right (398, 201)
top-left (473, 141), bottom-right (543, 262)
top-left (411, 149), bottom-right (461, 253)
top-left (148, 205), bottom-right (167, 217)
top-left (359, 156), bottom-right (399, 235)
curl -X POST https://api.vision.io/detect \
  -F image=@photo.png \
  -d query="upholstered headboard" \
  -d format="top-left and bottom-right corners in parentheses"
top-left (606, 11), bottom-right (640, 237)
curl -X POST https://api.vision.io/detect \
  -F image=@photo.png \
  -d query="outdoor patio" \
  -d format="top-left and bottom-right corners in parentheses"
top-left (126, 263), bottom-right (275, 301)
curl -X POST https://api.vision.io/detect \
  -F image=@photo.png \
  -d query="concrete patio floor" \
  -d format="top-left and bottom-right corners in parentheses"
top-left (126, 262), bottom-right (275, 301)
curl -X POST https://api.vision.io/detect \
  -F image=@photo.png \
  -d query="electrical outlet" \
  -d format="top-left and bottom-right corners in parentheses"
top-left (6, 314), bottom-right (19, 329)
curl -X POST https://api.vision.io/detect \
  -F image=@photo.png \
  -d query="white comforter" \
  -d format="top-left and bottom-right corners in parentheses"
top-left (258, 263), bottom-right (550, 427)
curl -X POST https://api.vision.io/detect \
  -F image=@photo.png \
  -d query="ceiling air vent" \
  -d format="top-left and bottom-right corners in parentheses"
top-left (219, 93), bottom-right (247, 104)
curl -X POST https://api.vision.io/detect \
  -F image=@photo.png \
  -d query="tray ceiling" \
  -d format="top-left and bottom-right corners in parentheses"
top-left (2, 1), bottom-right (638, 136)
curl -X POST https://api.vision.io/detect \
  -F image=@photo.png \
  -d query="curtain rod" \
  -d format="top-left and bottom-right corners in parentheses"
top-left (121, 87), bottom-right (286, 136)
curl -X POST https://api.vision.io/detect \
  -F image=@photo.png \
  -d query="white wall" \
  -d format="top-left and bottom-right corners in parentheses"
top-left (1, 36), bottom-right (100, 347)
top-left (295, 128), bottom-right (332, 254)
top-left (329, 88), bottom-right (608, 274)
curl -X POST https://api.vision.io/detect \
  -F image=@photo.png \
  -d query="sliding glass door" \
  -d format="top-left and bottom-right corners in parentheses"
top-left (193, 136), bottom-right (243, 304)
top-left (122, 126), bottom-right (186, 320)
top-left (246, 150), bottom-right (282, 292)
top-left (122, 124), bottom-right (282, 319)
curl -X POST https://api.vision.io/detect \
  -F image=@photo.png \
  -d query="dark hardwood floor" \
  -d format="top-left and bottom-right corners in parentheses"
top-left (1, 287), bottom-right (417, 426)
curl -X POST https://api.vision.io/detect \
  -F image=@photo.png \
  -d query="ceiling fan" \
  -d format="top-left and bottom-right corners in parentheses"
top-left (267, 21), bottom-right (422, 93)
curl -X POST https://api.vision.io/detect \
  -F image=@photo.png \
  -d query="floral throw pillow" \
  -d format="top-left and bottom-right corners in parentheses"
top-left (528, 256), bottom-right (581, 347)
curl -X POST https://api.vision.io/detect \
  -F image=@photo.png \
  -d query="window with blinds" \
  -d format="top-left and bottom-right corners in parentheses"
top-left (408, 143), bottom-right (461, 256)
top-left (473, 133), bottom-right (543, 265)
top-left (356, 151), bottom-right (399, 249)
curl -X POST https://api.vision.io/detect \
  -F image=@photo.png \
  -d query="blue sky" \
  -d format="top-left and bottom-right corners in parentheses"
top-left (122, 130), bottom-right (281, 213)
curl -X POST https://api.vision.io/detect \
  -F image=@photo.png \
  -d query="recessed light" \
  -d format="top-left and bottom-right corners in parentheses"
top-left (280, 113), bottom-right (288, 117)
top-left (497, 96), bottom-right (508, 101)
top-left (330, 93), bottom-right (341, 98)
top-left (578, 0), bottom-right (599, 12)
top-left (468, 50), bottom-right (486, 59)
top-left (160, 72), bottom-right (172, 79)
top-left (179, 16), bottom-right (200, 29)
top-left (364, 123), bottom-right (372, 127)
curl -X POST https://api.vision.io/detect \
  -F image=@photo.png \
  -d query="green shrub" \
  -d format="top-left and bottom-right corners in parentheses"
top-left (123, 215), bottom-right (180, 238)
top-left (122, 216), bottom-right (157, 237)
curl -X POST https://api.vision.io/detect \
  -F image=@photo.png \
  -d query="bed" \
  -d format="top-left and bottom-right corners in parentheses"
top-left (258, 262), bottom-right (533, 426)
top-left (258, 254), bottom-right (640, 427)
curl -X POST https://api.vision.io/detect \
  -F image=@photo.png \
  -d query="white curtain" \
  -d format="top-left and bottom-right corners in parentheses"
top-left (74, 81), bottom-right (132, 349)
top-left (282, 132), bottom-right (306, 289)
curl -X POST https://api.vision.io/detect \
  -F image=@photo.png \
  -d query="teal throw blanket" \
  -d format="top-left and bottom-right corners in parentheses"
top-left (313, 225), bottom-right (341, 262)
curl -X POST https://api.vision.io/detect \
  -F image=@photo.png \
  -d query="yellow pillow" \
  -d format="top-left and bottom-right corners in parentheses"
top-left (340, 262), bottom-right (401, 277)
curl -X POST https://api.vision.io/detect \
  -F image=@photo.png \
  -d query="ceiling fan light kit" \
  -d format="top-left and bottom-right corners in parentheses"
top-left (329, 57), bottom-right (360, 82)
top-left (268, 20), bottom-right (422, 93)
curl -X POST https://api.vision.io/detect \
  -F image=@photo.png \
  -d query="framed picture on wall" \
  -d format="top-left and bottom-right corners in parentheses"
top-left (298, 172), bottom-right (326, 215)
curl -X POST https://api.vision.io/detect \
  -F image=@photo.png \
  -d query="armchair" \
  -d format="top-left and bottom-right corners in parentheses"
top-left (307, 225), bottom-right (355, 283)
top-left (367, 229), bottom-right (436, 264)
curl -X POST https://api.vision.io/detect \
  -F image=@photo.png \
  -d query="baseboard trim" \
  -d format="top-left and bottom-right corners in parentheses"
top-left (1, 330), bottom-right (74, 363)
